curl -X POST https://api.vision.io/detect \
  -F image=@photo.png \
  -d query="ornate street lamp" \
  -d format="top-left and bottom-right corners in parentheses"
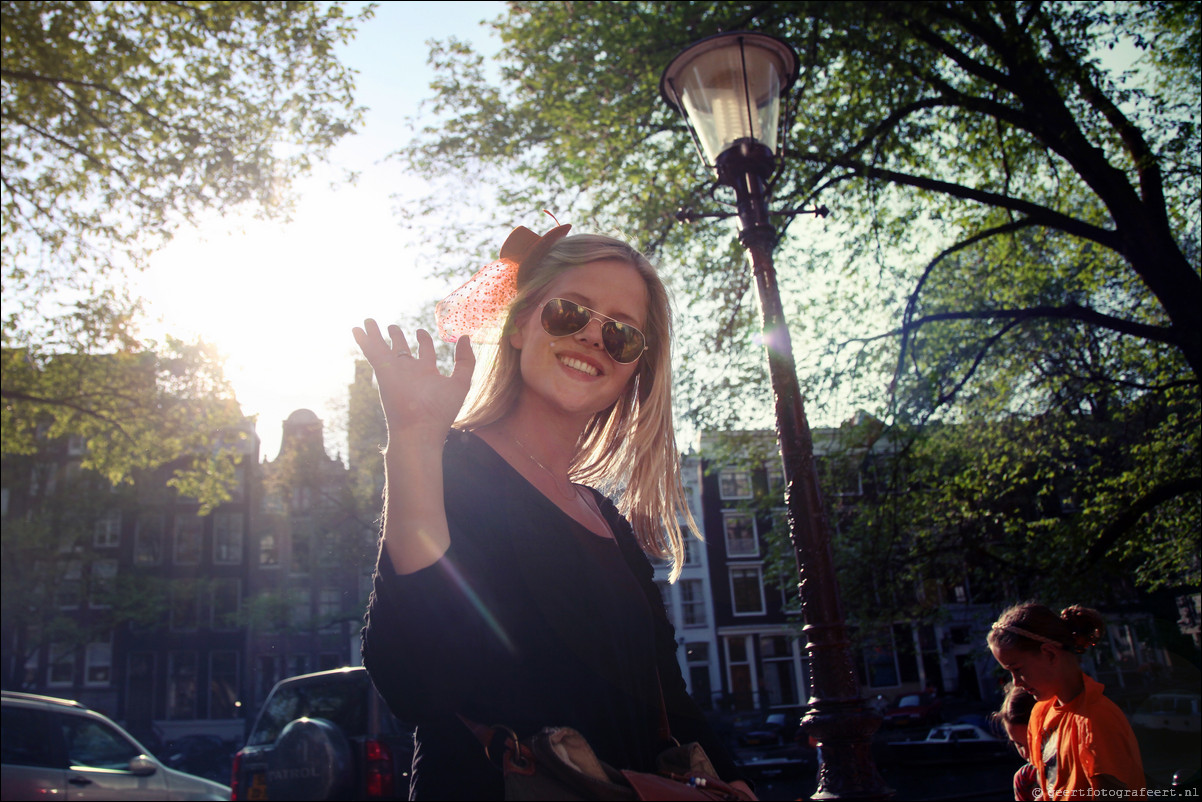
top-left (661, 32), bottom-right (892, 800)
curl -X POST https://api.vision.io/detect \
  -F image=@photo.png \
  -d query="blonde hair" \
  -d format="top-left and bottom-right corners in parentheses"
top-left (456, 233), bottom-right (698, 580)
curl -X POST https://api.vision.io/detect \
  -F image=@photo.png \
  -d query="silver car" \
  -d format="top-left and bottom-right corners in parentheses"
top-left (1, 690), bottom-right (230, 800)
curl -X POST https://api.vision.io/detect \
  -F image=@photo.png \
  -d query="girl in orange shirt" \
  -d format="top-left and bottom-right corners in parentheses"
top-left (988, 603), bottom-right (1145, 801)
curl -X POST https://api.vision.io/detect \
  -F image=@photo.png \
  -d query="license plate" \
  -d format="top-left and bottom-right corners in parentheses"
top-left (247, 772), bottom-right (268, 800)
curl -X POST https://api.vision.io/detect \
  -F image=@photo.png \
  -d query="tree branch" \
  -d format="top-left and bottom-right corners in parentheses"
top-left (794, 153), bottom-right (1121, 250)
top-left (1083, 476), bottom-right (1202, 564)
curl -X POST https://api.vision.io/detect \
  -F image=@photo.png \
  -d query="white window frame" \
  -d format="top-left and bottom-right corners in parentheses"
top-left (722, 511), bottom-right (759, 558)
top-left (93, 509), bottom-right (121, 548)
top-left (718, 468), bottom-right (753, 500)
top-left (85, 641), bottom-right (113, 686)
top-left (679, 579), bottom-right (707, 627)
top-left (730, 565), bottom-right (766, 616)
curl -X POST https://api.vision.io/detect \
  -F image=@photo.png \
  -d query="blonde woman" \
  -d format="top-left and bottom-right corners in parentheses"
top-left (354, 221), bottom-right (752, 800)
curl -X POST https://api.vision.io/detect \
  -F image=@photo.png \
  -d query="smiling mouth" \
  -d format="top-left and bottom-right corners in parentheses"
top-left (559, 355), bottom-right (599, 377)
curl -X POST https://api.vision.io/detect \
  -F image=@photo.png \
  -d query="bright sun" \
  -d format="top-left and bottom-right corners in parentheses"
top-left (135, 167), bottom-right (442, 462)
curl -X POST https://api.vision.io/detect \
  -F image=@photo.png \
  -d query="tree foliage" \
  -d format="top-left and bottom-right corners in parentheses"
top-left (2, 0), bottom-right (371, 497)
top-left (394, 1), bottom-right (1200, 596)
top-left (2, 0), bottom-right (370, 338)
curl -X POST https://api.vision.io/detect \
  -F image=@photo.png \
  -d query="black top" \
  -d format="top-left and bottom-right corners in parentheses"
top-left (360, 429), bottom-right (741, 800)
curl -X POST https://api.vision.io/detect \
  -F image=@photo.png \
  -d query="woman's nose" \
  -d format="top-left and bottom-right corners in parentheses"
top-left (575, 317), bottom-right (605, 349)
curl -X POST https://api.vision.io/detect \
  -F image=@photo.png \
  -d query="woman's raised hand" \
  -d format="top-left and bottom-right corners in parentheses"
top-left (352, 320), bottom-right (475, 446)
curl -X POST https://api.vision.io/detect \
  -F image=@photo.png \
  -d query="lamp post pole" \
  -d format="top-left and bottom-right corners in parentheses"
top-left (715, 142), bottom-right (891, 800)
top-left (659, 29), bottom-right (894, 796)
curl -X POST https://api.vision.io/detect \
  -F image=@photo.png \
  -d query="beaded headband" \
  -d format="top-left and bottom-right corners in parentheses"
top-left (991, 622), bottom-right (1061, 647)
top-left (436, 217), bottom-right (572, 344)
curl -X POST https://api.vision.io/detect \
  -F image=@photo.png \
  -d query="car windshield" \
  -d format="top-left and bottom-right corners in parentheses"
top-left (247, 677), bottom-right (368, 746)
top-left (897, 695), bottom-right (921, 707)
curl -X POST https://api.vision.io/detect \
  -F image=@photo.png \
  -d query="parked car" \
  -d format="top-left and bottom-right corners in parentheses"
top-left (161, 734), bottom-right (239, 785)
top-left (737, 712), bottom-right (800, 747)
top-left (1, 690), bottom-right (230, 800)
top-left (887, 723), bottom-right (1013, 763)
top-left (1132, 692), bottom-right (1201, 734)
top-left (231, 666), bottom-right (414, 800)
top-left (883, 692), bottom-right (943, 728)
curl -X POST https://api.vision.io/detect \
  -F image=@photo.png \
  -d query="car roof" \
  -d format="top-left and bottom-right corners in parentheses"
top-left (1, 690), bottom-right (90, 711)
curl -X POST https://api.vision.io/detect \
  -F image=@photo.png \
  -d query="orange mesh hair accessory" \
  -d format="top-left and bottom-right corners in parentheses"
top-left (435, 258), bottom-right (519, 343)
top-left (435, 221), bottom-right (572, 343)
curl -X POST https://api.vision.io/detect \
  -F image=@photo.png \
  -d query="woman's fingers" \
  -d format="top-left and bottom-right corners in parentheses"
top-left (451, 335), bottom-right (475, 385)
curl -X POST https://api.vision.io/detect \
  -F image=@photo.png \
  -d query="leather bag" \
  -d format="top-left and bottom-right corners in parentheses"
top-left (474, 723), bottom-right (751, 801)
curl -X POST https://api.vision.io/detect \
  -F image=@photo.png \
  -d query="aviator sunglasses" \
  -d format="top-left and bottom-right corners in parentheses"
top-left (539, 298), bottom-right (648, 364)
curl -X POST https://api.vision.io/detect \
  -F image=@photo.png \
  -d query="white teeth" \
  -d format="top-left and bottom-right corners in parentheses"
top-left (560, 356), bottom-right (598, 376)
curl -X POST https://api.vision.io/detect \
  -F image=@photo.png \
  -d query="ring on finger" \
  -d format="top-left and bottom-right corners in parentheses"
top-left (394, 350), bottom-right (412, 358)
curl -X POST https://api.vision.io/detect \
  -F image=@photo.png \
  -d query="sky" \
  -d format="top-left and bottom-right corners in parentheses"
top-left (134, 1), bottom-right (507, 462)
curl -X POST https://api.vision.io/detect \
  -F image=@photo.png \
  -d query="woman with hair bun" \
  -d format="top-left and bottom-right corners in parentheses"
top-left (989, 602), bottom-right (1145, 800)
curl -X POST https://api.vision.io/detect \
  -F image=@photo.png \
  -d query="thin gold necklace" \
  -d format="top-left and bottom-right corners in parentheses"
top-left (512, 434), bottom-right (578, 502)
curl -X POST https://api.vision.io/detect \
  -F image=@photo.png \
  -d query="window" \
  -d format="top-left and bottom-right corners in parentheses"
top-left (170, 579), bottom-right (200, 631)
top-left (258, 532), bottom-right (279, 567)
top-left (56, 560), bottom-right (83, 608)
top-left (167, 651), bottom-right (198, 719)
top-left (291, 590), bottom-right (311, 630)
top-left (680, 579), bottom-right (706, 627)
top-left (173, 514), bottom-right (202, 565)
top-left (766, 465), bottom-right (785, 498)
top-left (85, 642), bottom-right (112, 686)
top-left (723, 512), bottom-right (758, 557)
top-left (861, 627), bottom-right (900, 688)
top-left (210, 578), bottom-right (240, 630)
top-left (213, 511), bottom-right (244, 564)
top-left (718, 468), bottom-right (752, 499)
top-left (67, 434), bottom-right (87, 456)
top-left (126, 653), bottom-right (156, 725)
top-left (682, 534), bottom-right (701, 566)
top-left (726, 636), bottom-right (754, 709)
top-left (93, 509), bottom-right (121, 548)
top-left (88, 559), bottom-right (117, 608)
top-left (318, 587), bottom-right (341, 632)
top-left (730, 566), bottom-right (766, 615)
top-left (759, 636), bottom-right (800, 707)
top-left (256, 655), bottom-right (281, 707)
top-left (209, 651), bottom-right (239, 719)
top-left (60, 715), bottom-right (141, 769)
top-left (134, 513), bottom-right (164, 566)
top-left (48, 644), bottom-right (75, 687)
top-left (290, 521), bottom-right (312, 575)
top-left (1, 705), bottom-right (58, 767)
top-left (655, 581), bottom-right (673, 624)
top-left (286, 654), bottom-right (311, 678)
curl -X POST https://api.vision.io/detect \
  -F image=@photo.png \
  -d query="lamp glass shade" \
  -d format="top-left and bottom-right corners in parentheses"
top-left (661, 33), bottom-right (796, 165)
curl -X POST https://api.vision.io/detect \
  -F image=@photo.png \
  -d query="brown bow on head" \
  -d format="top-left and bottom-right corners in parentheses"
top-left (501, 222), bottom-right (572, 284)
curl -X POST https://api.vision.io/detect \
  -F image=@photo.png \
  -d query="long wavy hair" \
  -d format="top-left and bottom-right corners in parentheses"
top-left (456, 233), bottom-right (698, 580)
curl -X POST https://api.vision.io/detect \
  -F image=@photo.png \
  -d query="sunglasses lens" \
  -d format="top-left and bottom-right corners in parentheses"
top-left (541, 298), bottom-right (592, 337)
top-left (602, 322), bottom-right (645, 364)
top-left (540, 298), bottom-right (646, 363)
